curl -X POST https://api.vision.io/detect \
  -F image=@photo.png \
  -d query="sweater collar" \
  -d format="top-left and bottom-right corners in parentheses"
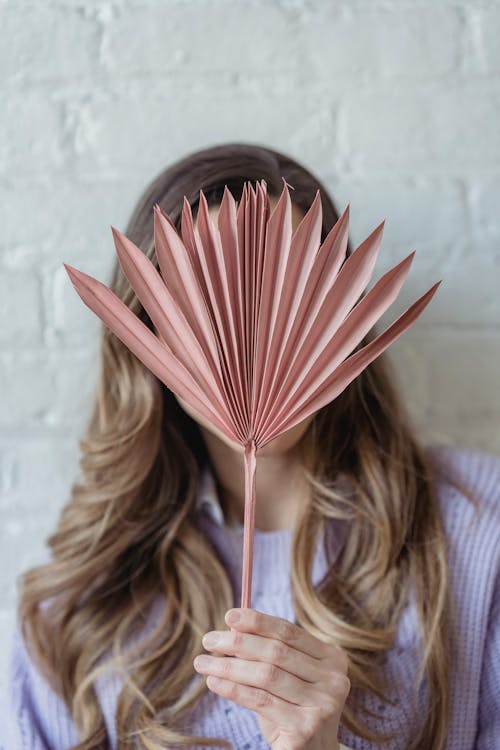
top-left (195, 463), bottom-right (349, 598)
top-left (196, 462), bottom-right (239, 529)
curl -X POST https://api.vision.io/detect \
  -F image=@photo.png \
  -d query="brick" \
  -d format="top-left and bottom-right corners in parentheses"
top-left (49, 259), bottom-right (111, 347)
top-left (340, 85), bottom-right (500, 172)
top-left (468, 176), bottom-right (500, 248)
top-left (0, 352), bottom-right (56, 429)
top-left (416, 252), bottom-right (500, 327)
top-left (0, 507), bottom-right (54, 608)
top-left (304, 5), bottom-right (462, 80)
top-left (102, 2), bottom-right (292, 77)
top-left (462, 6), bottom-right (500, 74)
top-left (1, 91), bottom-right (64, 174)
top-left (0, 176), bottom-right (137, 271)
top-left (382, 329), bottom-right (500, 452)
top-left (0, 436), bottom-right (79, 513)
top-left (0, 4), bottom-right (98, 83)
top-left (332, 176), bottom-right (467, 259)
top-left (0, 271), bottom-right (42, 347)
top-left (479, 8), bottom-right (500, 72)
top-left (48, 350), bottom-right (99, 430)
top-left (61, 83), bottom-right (336, 178)
top-left (405, 331), bottom-right (500, 417)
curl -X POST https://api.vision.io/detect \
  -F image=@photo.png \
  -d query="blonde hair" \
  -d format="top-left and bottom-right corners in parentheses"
top-left (18, 144), bottom-right (477, 750)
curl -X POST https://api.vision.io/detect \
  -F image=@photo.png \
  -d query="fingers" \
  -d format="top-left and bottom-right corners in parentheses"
top-left (194, 609), bottom-right (352, 748)
top-left (224, 608), bottom-right (329, 660)
top-left (202, 673), bottom-right (322, 733)
top-left (194, 653), bottom-right (319, 706)
top-left (204, 675), bottom-right (343, 748)
top-left (202, 629), bottom-right (325, 684)
top-left (221, 608), bottom-right (350, 680)
top-left (197, 629), bottom-right (350, 707)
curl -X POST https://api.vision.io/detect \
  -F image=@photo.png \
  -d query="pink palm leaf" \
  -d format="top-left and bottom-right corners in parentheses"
top-left (63, 179), bottom-right (441, 608)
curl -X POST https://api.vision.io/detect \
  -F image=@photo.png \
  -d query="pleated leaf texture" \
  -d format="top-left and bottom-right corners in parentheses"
top-left (64, 178), bottom-right (441, 607)
top-left (63, 178), bottom-right (441, 453)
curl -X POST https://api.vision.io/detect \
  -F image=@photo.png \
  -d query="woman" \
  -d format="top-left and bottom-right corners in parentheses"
top-left (1, 143), bottom-right (499, 750)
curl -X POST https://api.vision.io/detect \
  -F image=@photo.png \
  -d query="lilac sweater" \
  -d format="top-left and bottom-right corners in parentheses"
top-left (1, 443), bottom-right (499, 750)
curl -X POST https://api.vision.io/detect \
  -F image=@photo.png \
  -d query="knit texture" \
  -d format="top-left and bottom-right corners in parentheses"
top-left (0, 442), bottom-right (499, 749)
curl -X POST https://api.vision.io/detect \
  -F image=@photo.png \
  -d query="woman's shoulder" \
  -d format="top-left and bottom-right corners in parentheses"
top-left (423, 443), bottom-right (500, 747)
top-left (425, 440), bottom-right (500, 525)
top-left (0, 623), bottom-right (80, 749)
top-left (424, 440), bottom-right (500, 590)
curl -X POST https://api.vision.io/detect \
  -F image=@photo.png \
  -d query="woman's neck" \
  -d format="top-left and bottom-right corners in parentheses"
top-left (199, 426), bottom-right (310, 532)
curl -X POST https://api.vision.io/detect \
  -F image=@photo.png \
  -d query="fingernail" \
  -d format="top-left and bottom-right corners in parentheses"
top-left (194, 655), bottom-right (210, 669)
top-left (203, 631), bottom-right (219, 647)
top-left (226, 609), bottom-right (240, 624)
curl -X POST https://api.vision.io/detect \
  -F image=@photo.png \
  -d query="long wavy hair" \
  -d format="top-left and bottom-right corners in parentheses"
top-left (18, 143), bottom-right (476, 750)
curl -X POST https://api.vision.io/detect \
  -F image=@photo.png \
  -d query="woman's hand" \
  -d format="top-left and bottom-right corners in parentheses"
top-left (193, 607), bottom-right (351, 750)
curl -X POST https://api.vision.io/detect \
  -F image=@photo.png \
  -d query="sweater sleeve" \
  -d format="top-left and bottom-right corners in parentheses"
top-left (0, 625), bottom-right (80, 750)
top-left (474, 564), bottom-right (500, 750)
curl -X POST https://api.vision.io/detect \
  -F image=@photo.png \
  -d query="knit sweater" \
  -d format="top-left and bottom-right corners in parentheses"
top-left (1, 442), bottom-right (499, 750)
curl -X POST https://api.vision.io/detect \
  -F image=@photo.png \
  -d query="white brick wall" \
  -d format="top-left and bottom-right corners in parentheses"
top-left (1, 0), bottom-right (499, 690)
